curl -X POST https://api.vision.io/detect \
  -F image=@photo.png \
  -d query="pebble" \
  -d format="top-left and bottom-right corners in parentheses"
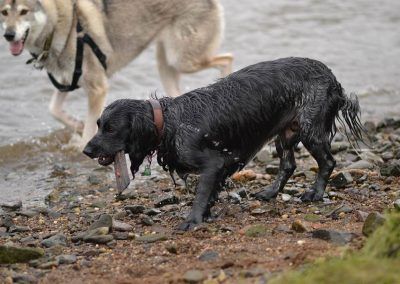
top-left (0, 245), bottom-right (44, 264)
top-left (0, 200), bottom-right (22, 211)
top-left (140, 214), bottom-right (155, 226)
top-left (0, 215), bottom-right (14, 229)
top-left (330, 172), bottom-right (353, 188)
top-left (84, 235), bottom-right (114, 244)
top-left (311, 229), bottom-right (355, 245)
top-left (87, 175), bottom-right (102, 185)
top-left (355, 210), bottom-right (369, 222)
top-left (12, 274), bottom-right (38, 284)
top-left (89, 214), bottom-right (113, 231)
top-left (380, 161), bottom-right (400, 177)
top-left (381, 151), bottom-right (394, 161)
top-left (112, 220), bottom-right (133, 232)
top-left (144, 208), bottom-right (161, 216)
top-left (113, 232), bottom-right (129, 240)
top-left (125, 205), bottom-right (146, 214)
top-left (198, 250), bottom-right (219, 261)
top-left (16, 210), bottom-right (39, 218)
top-left (346, 160), bottom-right (374, 170)
top-left (116, 188), bottom-right (138, 201)
top-left (38, 260), bottom-right (58, 269)
top-left (183, 270), bottom-right (205, 283)
top-left (362, 212), bottom-right (385, 236)
top-left (41, 234), bottom-right (67, 248)
top-left (154, 195), bottom-right (180, 208)
top-left (136, 234), bottom-right (167, 243)
top-left (273, 224), bottom-right (292, 234)
top-left (165, 243), bottom-right (178, 254)
top-left (9, 226), bottom-right (31, 233)
top-left (281, 194), bottom-right (292, 202)
top-left (56, 254), bottom-right (77, 265)
top-left (291, 220), bottom-right (307, 233)
top-left (244, 224), bottom-right (269, 237)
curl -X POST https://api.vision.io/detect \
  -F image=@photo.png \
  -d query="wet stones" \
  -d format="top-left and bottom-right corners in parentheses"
top-left (380, 161), bottom-right (400, 177)
top-left (330, 172), bottom-right (353, 188)
top-left (0, 200), bottom-right (22, 211)
top-left (362, 212), bottom-right (385, 236)
top-left (0, 245), bottom-right (44, 264)
top-left (154, 195), bottom-right (180, 208)
top-left (125, 205), bottom-right (146, 214)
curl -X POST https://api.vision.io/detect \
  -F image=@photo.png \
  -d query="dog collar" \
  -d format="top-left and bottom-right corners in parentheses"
top-left (147, 99), bottom-right (164, 144)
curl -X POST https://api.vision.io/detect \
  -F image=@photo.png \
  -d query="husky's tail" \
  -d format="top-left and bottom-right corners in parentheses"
top-left (337, 90), bottom-right (366, 147)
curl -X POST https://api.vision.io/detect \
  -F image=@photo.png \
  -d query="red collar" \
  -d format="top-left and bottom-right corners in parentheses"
top-left (147, 99), bottom-right (164, 143)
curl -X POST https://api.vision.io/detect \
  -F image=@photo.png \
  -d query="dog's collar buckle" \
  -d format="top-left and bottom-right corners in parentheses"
top-left (147, 99), bottom-right (164, 144)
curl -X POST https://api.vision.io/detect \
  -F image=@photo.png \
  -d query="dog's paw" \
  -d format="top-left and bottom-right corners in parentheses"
top-left (176, 221), bottom-right (201, 231)
top-left (253, 188), bottom-right (278, 201)
top-left (301, 189), bottom-right (324, 202)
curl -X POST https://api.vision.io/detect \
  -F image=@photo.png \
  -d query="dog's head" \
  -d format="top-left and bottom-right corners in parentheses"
top-left (83, 99), bottom-right (159, 177)
top-left (0, 0), bottom-right (47, 56)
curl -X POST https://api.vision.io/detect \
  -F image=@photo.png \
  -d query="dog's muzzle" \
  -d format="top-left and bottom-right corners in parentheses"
top-left (83, 144), bottom-right (115, 166)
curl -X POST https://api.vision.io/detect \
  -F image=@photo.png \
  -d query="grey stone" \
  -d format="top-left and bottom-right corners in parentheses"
top-left (359, 151), bottom-right (384, 165)
top-left (281, 194), bottom-right (292, 202)
top-left (84, 235), bottom-right (114, 244)
top-left (16, 210), bottom-right (39, 218)
top-left (0, 200), bottom-right (22, 211)
top-left (312, 229), bottom-right (355, 245)
top-left (136, 234), bottom-right (167, 243)
top-left (382, 151), bottom-right (394, 161)
top-left (198, 250), bottom-right (219, 261)
top-left (38, 260), bottom-right (58, 269)
top-left (0, 215), bottom-right (14, 229)
top-left (331, 142), bottom-right (349, 154)
top-left (183, 270), bottom-right (205, 283)
top-left (116, 188), bottom-right (138, 201)
top-left (12, 274), bottom-right (38, 284)
top-left (9, 226), bottom-right (30, 233)
top-left (125, 205), bottom-right (146, 214)
top-left (112, 220), bottom-right (133, 232)
top-left (256, 148), bottom-right (272, 163)
top-left (154, 195), bottom-right (180, 208)
top-left (330, 172), bottom-right (353, 188)
top-left (41, 234), bottom-right (67, 248)
top-left (144, 208), bottom-right (161, 216)
top-left (56, 254), bottom-right (77, 265)
top-left (346, 160), bottom-right (374, 170)
top-left (140, 214), bottom-right (154, 226)
top-left (113, 232), bottom-right (129, 240)
top-left (88, 175), bottom-right (102, 185)
top-left (89, 214), bottom-right (113, 231)
top-left (362, 212), bottom-right (385, 236)
top-left (380, 161), bottom-right (400, 177)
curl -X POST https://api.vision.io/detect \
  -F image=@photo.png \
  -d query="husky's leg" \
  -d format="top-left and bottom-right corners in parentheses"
top-left (156, 42), bottom-right (181, 97)
top-left (81, 75), bottom-right (108, 145)
top-left (203, 53), bottom-right (233, 77)
top-left (49, 90), bottom-right (84, 133)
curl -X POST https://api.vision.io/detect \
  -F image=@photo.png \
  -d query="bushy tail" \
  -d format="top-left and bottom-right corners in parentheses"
top-left (337, 92), bottom-right (366, 146)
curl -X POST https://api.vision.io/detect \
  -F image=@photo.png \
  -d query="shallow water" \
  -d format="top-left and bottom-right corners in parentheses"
top-left (0, 0), bottom-right (399, 204)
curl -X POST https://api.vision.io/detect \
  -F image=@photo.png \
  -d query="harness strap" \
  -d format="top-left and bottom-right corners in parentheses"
top-left (47, 21), bottom-right (107, 93)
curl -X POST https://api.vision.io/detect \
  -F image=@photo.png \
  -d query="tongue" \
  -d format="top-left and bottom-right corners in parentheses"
top-left (9, 41), bottom-right (24, 56)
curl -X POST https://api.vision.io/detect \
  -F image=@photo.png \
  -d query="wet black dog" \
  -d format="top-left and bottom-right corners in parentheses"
top-left (83, 57), bottom-right (364, 230)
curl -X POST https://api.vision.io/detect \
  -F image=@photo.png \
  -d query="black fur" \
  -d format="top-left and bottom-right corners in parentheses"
top-left (83, 57), bottom-right (364, 230)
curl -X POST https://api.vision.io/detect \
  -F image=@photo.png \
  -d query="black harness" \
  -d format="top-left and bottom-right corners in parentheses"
top-left (31, 21), bottom-right (107, 93)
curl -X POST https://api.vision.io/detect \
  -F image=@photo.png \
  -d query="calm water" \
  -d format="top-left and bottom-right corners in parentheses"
top-left (0, 0), bottom-right (399, 203)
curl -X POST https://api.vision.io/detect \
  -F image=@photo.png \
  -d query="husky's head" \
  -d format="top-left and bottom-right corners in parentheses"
top-left (0, 0), bottom-right (47, 56)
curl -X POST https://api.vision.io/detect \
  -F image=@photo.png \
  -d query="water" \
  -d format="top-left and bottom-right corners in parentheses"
top-left (0, 0), bottom-right (399, 203)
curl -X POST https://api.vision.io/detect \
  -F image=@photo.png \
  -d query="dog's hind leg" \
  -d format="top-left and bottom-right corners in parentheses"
top-left (254, 130), bottom-right (298, 201)
top-left (156, 42), bottom-right (181, 97)
top-left (49, 91), bottom-right (84, 133)
top-left (301, 141), bottom-right (336, 202)
top-left (177, 154), bottom-right (225, 231)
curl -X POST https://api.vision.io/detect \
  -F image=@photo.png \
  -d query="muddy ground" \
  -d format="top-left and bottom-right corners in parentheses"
top-left (1, 118), bottom-right (400, 284)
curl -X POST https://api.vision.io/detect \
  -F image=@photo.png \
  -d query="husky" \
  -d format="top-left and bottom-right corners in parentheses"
top-left (0, 0), bottom-right (233, 145)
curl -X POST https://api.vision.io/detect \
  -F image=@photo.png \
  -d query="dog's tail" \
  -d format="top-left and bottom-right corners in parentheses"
top-left (336, 87), bottom-right (366, 147)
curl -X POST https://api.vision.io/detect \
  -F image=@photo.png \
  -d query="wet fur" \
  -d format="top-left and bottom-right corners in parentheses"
top-left (84, 57), bottom-right (364, 230)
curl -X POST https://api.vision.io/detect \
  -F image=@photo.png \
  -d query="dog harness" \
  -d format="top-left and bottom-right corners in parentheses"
top-left (28, 20), bottom-right (107, 93)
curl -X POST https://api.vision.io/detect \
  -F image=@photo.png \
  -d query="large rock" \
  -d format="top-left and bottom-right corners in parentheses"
top-left (0, 245), bottom-right (44, 264)
top-left (0, 200), bottom-right (22, 211)
top-left (41, 234), bottom-right (67, 248)
top-left (311, 229), bottom-right (355, 245)
top-left (89, 214), bottom-right (113, 231)
top-left (330, 172), bottom-right (353, 188)
top-left (346, 160), bottom-right (374, 170)
top-left (362, 212), bottom-right (385, 236)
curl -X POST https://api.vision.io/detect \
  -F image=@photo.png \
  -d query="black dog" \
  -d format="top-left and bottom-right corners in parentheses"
top-left (83, 57), bottom-right (364, 230)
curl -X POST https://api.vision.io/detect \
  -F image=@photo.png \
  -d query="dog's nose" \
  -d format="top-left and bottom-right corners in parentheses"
top-left (83, 144), bottom-right (94, 158)
top-left (4, 31), bottom-right (15, 42)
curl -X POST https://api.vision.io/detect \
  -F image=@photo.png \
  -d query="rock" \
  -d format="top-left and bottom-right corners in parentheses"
top-left (244, 224), bottom-right (269, 237)
top-left (140, 214), bottom-right (154, 226)
top-left (265, 165), bottom-right (279, 175)
top-left (304, 214), bottom-right (321, 222)
top-left (380, 161), bottom-right (400, 177)
top-left (41, 234), bottom-right (67, 248)
top-left (88, 174), bottom-right (102, 185)
top-left (256, 147), bottom-right (273, 163)
top-left (16, 210), bottom-right (39, 218)
top-left (362, 212), bottom-right (385, 236)
top-left (281, 194), bottom-right (292, 202)
top-left (274, 224), bottom-right (292, 234)
top-left (236, 188), bottom-right (248, 198)
top-left (84, 235), bottom-right (114, 244)
top-left (165, 243), bottom-right (178, 254)
top-left (0, 200), bottom-right (22, 211)
top-left (38, 260), bottom-right (58, 269)
top-left (232, 170), bottom-right (257, 182)
top-left (144, 208), bottom-right (161, 216)
top-left (382, 151), bottom-right (394, 161)
top-left (355, 210), bottom-right (369, 222)
top-left (112, 220), bottom-right (133, 232)
top-left (136, 234), bottom-right (167, 243)
top-left (116, 188), bottom-right (138, 201)
top-left (89, 214), bottom-right (113, 231)
top-left (228, 192), bottom-right (241, 204)
top-left (330, 172), bottom-right (353, 188)
top-left (346, 160), bottom-right (374, 170)
top-left (312, 229), bottom-right (355, 245)
top-left (359, 151), bottom-right (384, 165)
top-left (198, 250), bottom-right (219, 261)
top-left (183, 270), bottom-right (205, 283)
top-left (20, 236), bottom-right (35, 244)
top-left (90, 201), bottom-right (107, 209)
top-left (12, 274), bottom-right (38, 284)
top-left (9, 226), bottom-right (30, 233)
top-left (394, 199), bottom-right (400, 210)
top-left (125, 205), bottom-right (146, 214)
top-left (0, 246), bottom-right (44, 264)
top-left (330, 142), bottom-right (349, 154)
top-left (369, 184), bottom-right (381, 191)
top-left (0, 215), bottom-right (14, 229)
top-left (56, 254), bottom-right (77, 265)
top-left (154, 195), bottom-right (180, 208)
top-left (113, 232), bottom-right (129, 240)
top-left (291, 220), bottom-right (307, 233)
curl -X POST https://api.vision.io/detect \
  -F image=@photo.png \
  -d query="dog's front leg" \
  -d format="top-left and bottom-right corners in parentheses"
top-left (49, 90), bottom-right (84, 133)
top-left (81, 74), bottom-right (108, 146)
top-left (177, 157), bottom-right (225, 231)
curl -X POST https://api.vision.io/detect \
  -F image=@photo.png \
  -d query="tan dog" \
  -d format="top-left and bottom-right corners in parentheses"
top-left (0, 0), bottom-right (233, 145)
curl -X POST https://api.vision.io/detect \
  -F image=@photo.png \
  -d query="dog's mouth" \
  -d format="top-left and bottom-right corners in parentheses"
top-left (97, 155), bottom-right (115, 166)
top-left (9, 29), bottom-right (29, 56)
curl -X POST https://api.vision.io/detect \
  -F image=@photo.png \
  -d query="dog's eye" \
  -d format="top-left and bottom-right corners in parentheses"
top-left (1, 10), bottom-right (8, 16)
top-left (20, 9), bottom-right (29, 16)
